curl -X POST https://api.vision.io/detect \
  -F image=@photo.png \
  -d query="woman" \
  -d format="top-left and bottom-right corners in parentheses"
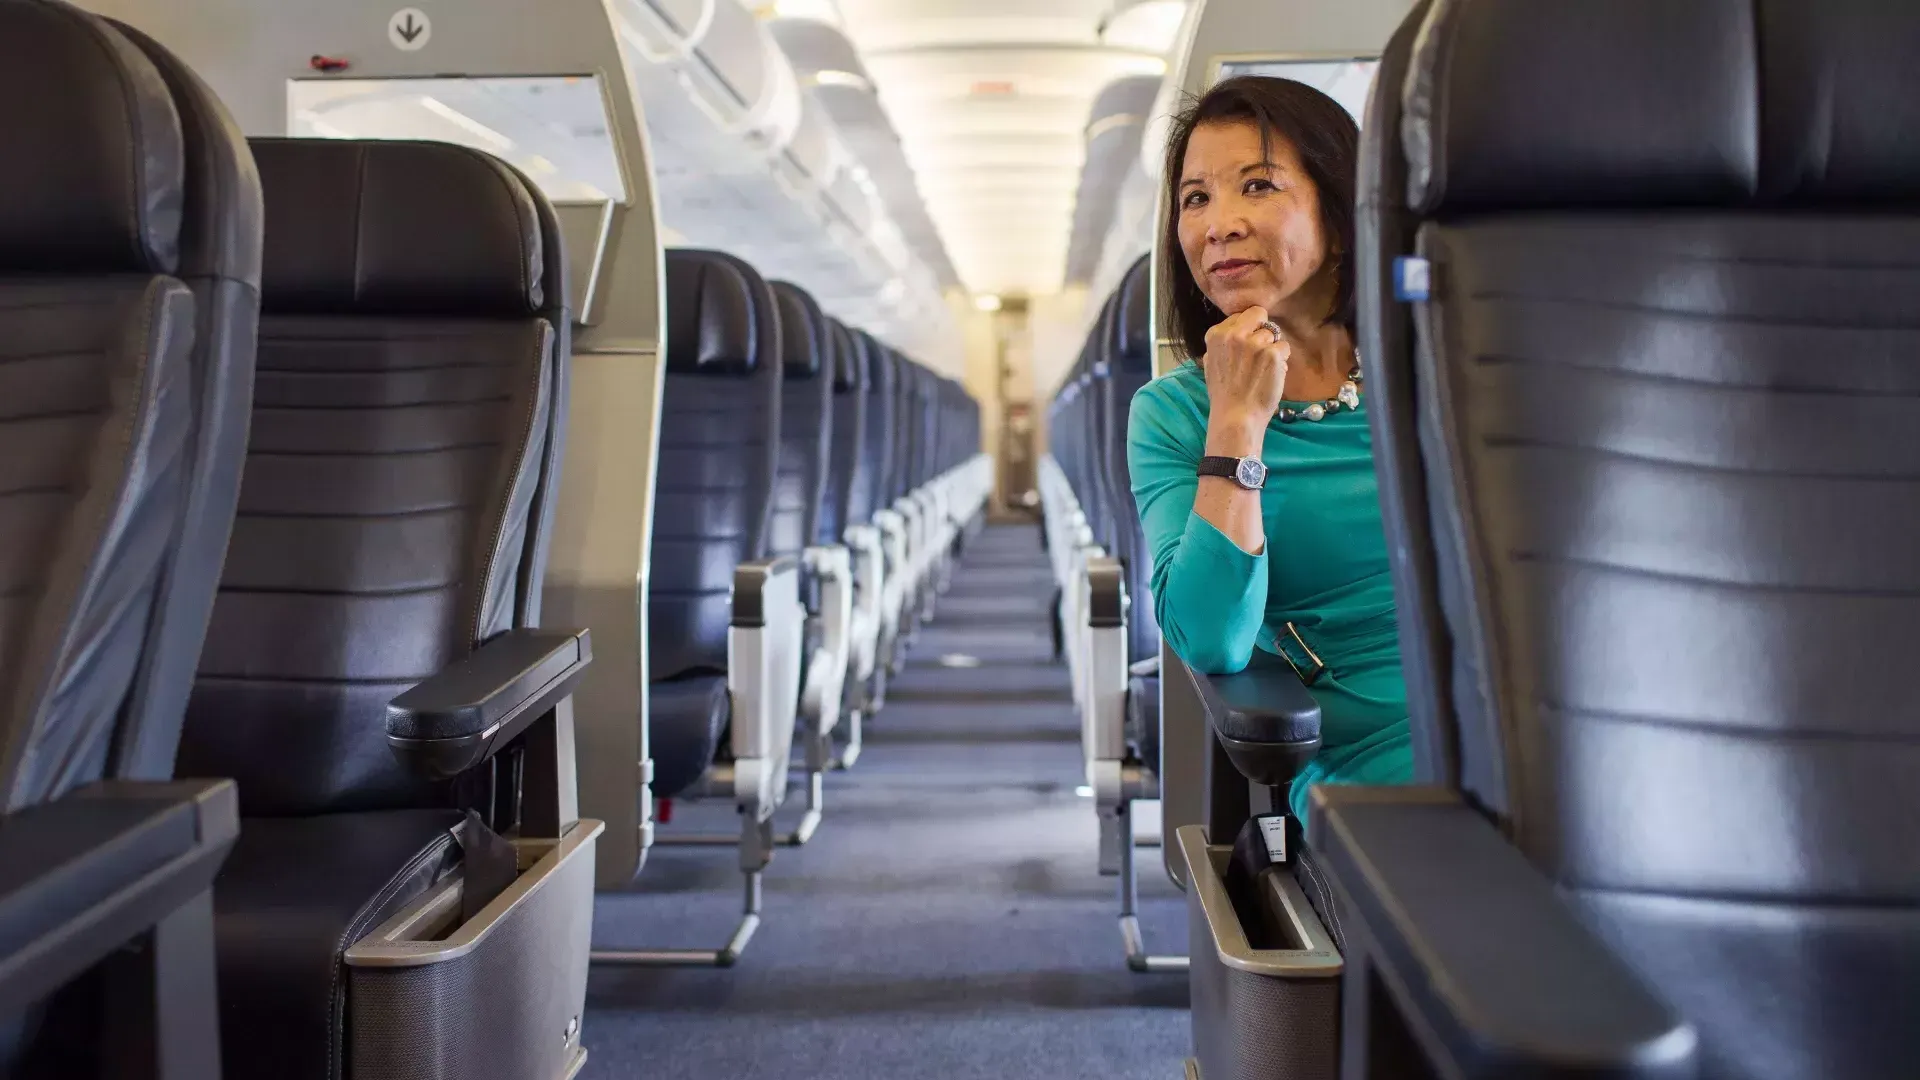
top-left (1127, 75), bottom-right (1409, 826)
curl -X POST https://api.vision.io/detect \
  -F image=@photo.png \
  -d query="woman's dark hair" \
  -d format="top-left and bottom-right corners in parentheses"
top-left (1160, 75), bottom-right (1359, 361)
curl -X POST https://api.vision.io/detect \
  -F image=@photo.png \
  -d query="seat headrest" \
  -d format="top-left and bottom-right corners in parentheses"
top-left (1111, 255), bottom-right (1152, 371)
top-left (665, 248), bottom-right (778, 376)
top-left (829, 320), bottom-right (867, 391)
top-left (251, 139), bottom-right (544, 315)
top-left (0, 1), bottom-right (185, 274)
top-left (771, 281), bottom-right (827, 378)
top-left (1404, 0), bottom-right (1920, 213)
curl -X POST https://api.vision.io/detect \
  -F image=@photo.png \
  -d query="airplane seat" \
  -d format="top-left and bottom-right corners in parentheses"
top-left (642, 249), bottom-right (805, 950)
top-left (768, 280), bottom-right (844, 831)
top-left (904, 358), bottom-right (942, 624)
top-left (1084, 296), bottom-right (1122, 556)
top-left (820, 320), bottom-right (869, 553)
top-left (1074, 259), bottom-right (1184, 973)
top-left (1107, 256), bottom-right (1160, 769)
top-left (853, 331), bottom-right (897, 709)
top-left (102, 17), bottom-right (267, 782)
top-left (766, 281), bottom-right (833, 567)
top-left (824, 319), bottom-right (876, 765)
top-left (1284, 2), bottom-right (1920, 1079)
top-left (1058, 346), bottom-right (1105, 705)
top-left (648, 249), bottom-right (783, 802)
top-left (0, 1), bottom-right (257, 1069)
top-left (1040, 361), bottom-right (1091, 662)
top-left (645, 247), bottom-right (794, 803)
top-left (175, 136), bottom-right (599, 1080)
top-left (871, 344), bottom-right (919, 676)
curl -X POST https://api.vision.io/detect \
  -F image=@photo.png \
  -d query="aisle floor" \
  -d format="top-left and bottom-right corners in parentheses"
top-left (584, 524), bottom-right (1188, 1079)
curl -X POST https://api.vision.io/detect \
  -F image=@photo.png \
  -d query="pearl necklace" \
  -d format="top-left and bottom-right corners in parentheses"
top-left (1278, 349), bottom-right (1363, 424)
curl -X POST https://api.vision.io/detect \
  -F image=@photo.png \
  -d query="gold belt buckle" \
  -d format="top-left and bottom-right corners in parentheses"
top-left (1280, 621), bottom-right (1327, 686)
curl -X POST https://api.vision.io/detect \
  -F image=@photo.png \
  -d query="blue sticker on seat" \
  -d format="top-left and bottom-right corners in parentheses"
top-left (1394, 256), bottom-right (1431, 301)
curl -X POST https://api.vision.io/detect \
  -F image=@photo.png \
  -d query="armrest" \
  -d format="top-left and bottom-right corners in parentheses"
top-left (387, 627), bottom-right (593, 780)
top-left (1178, 649), bottom-right (1322, 787)
top-left (0, 779), bottom-right (237, 1014)
top-left (1309, 786), bottom-right (1698, 1080)
top-left (732, 555), bottom-right (800, 627)
top-left (728, 556), bottom-right (807, 812)
top-left (1086, 556), bottom-right (1124, 629)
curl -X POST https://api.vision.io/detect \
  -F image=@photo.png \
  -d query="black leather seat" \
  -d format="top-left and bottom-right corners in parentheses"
top-left (768, 281), bottom-right (832, 564)
top-left (829, 323), bottom-right (888, 726)
top-left (856, 331), bottom-right (896, 530)
top-left (768, 281), bottom-right (851, 812)
top-left (648, 249), bottom-right (782, 801)
top-left (177, 137), bottom-right (597, 1080)
top-left (101, 17), bottom-right (265, 780)
top-left (0, 3), bottom-right (258, 1073)
top-left (1099, 257), bottom-right (1161, 772)
top-left (632, 250), bottom-right (805, 964)
top-left (820, 318), bottom-right (869, 549)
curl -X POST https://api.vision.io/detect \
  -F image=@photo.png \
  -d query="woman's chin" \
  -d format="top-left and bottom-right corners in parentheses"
top-left (1210, 287), bottom-right (1286, 318)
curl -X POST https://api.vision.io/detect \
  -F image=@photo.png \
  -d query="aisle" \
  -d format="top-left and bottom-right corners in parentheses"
top-left (584, 524), bottom-right (1188, 1080)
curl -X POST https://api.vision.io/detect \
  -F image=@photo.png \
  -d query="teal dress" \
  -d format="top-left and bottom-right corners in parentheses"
top-left (1127, 361), bottom-right (1411, 824)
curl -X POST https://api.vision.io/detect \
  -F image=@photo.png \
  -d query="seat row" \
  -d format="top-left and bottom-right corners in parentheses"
top-left (1034, 254), bottom-right (1176, 971)
top-left (631, 247), bottom-right (989, 963)
top-left (1058, 2), bottom-right (1920, 1079)
top-left (0, 1), bottom-right (989, 1075)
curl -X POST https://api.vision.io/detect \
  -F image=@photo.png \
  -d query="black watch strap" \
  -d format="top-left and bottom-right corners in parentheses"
top-left (1196, 456), bottom-right (1241, 480)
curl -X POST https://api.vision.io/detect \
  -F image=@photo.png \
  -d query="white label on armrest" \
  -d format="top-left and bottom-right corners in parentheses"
top-left (1256, 813), bottom-right (1289, 864)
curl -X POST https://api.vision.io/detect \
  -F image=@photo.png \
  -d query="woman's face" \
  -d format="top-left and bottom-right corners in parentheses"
top-left (1176, 119), bottom-right (1334, 323)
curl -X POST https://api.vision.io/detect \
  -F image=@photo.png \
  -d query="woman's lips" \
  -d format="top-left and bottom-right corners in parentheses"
top-left (1209, 259), bottom-right (1260, 280)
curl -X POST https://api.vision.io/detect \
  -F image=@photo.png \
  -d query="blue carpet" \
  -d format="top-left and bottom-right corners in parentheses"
top-left (582, 524), bottom-right (1189, 1079)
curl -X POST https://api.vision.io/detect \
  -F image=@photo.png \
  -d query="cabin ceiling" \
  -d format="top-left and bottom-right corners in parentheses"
top-left (772, 0), bottom-right (1188, 301)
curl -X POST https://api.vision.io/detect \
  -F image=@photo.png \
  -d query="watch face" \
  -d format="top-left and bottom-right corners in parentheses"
top-left (1236, 458), bottom-right (1267, 489)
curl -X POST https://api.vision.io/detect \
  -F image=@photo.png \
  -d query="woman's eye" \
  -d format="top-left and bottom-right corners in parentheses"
top-left (1182, 190), bottom-right (1207, 210)
top-left (1244, 178), bottom-right (1275, 195)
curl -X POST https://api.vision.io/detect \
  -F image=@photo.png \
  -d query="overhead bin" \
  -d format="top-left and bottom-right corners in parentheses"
top-left (618, 0), bottom-right (801, 152)
top-left (769, 16), bottom-right (960, 291)
top-left (618, 0), bottom-right (957, 371)
top-left (781, 93), bottom-right (843, 189)
top-left (1065, 74), bottom-right (1160, 286)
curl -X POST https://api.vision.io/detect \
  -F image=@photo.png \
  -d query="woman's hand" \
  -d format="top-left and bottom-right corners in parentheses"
top-left (1201, 307), bottom-right (1290, 443)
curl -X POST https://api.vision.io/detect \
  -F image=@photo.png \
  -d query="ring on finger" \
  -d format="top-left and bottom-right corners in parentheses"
top-left (1258, 319), bottom-right (1285, 343)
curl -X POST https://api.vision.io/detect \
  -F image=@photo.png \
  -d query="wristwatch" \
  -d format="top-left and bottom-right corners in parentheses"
top-left (1197, 455), bottom-right (1266, 490)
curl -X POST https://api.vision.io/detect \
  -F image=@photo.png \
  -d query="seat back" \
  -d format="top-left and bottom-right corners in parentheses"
top-left (103, 17), bottom-right (266, 781)
top-left (177, 138), bottom-right (570, 817)
top-left (897, 350), bottom-right (920, 503)
top-left (824, 318), bottom-right (871, 537)
top-left (1361, 3), bottom-right (1920, 1077)
top-left (769, 281), bottom-right (832, 559)
top-left (0, 0), bottom-right (201, 811)
top-left (649, 249), bottom-right (781, 680)
top-left (861, 331), bottom-right (897, 512)
top-left (1069, 342), bottom-right (1107, 543)
top-left (883, 347), bottom-right (910, 506)
top-left (1104, 254), bottom-right (1157, 662)
top-left (914, 361), bottom-right (936, 490)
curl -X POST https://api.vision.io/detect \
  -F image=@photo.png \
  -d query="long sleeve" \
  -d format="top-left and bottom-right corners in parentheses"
top-left (1126, 378), bottom-right (1267, 674)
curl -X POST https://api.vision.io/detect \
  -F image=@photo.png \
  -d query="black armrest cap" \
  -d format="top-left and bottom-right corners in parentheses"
top-left (1311, 787), bottom-right (1698, 1080)
top-left (1186, 649), bottom-right (1322, 744)
top-left (387, 628), bottom-right (590, 742)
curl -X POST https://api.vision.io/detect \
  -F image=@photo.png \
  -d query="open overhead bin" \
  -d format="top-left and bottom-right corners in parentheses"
top-left (615, 0), bottom-right (957, 371)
